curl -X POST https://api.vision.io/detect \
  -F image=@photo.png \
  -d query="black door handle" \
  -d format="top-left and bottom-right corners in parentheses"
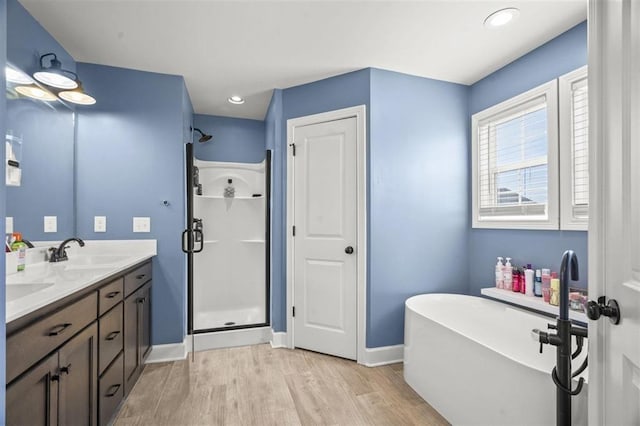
top-left (587, 296), bottom-right (621, 324)
top-left (106, 331), bottom-right (121, 341)
top-left (345, 246), bottom-right (354, 254)
top-left (181, 229), bottom-right (191, 253)
top-left (48, 323), bottom-right (72, 336)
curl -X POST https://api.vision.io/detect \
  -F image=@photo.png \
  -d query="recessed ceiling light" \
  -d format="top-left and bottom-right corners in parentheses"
top-left (228, 95), bottom-right (245, 105)
top-left (15, 85), bottom-right (57, 101)
top-left (484, 8), bottom-right (520, 28)
top-left (5, 66), bottom-right (35, 85)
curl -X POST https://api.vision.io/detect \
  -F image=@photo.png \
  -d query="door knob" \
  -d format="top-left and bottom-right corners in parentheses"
top-left (345, 246), bottom-right (354, 254)
top-left (586, 296), bottom-right (621, 324)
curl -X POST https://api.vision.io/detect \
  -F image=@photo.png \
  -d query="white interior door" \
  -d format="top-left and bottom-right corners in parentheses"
top-left (589, 0), bottom-right (640, 424)
top-left (291, 117), bottom-right (357, 360)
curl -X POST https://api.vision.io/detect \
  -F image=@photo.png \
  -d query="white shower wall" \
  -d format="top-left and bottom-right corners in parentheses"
top-left (193, 158), bottom-right (267, 330)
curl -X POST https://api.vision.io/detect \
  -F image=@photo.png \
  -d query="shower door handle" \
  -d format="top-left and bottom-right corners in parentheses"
top-left (182, 229), bottom-right (193, 253)
top-left (193, 229), bottom-right (204, 253)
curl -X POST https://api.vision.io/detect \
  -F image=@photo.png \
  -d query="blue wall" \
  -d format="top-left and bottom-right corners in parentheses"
top-left (368, 69), bottom-right (469, 347)
top-left (0, 0), bottom-right (8, 420)
top-left (269, 69), bottom-right (371, 333)
top-left (76, 63), bottom-right (188, 345)
top-left (192, 114), bottom-right (265, 163)
top-left (265, 89), bottom-right (283, 329)
top-left (5, 0), bottom-right (76, 240)
top-left (468, 22), bottom-right (588, 295)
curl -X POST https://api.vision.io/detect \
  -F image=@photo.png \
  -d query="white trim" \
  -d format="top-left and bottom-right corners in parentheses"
top-left (361, 345), bottom-right (404, 367)
top-left (145, 337), bottom-right (188, 363)
top-left (191, 327), bottom-right (271, 352)
top-left (471, 80), bottom-right (560, 230)
top-left (270, 330), bottom-right (288, 348)
top-left (559, 65), bottom-right (589, 231)
top-left (286, 105), bottom-right (368, 364)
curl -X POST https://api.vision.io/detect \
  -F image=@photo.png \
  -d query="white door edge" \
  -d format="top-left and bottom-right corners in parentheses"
top-left (587, 0), bottom-right (606, 422)
top-left (286, 105), bottom-right (368, 364)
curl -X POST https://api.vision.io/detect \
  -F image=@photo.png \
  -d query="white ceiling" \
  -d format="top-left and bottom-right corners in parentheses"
top-left (19, 1), bottom-right (587, 120)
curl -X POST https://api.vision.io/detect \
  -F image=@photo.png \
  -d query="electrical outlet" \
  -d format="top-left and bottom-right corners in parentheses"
top-left (44, 216), bottom-right (57, 233)
top-left (133, 217), bottom-right (151, 233)
top-left (6, 217), bottom-right (13, 234)
top-left (94, 216), bottom-right (107, 233)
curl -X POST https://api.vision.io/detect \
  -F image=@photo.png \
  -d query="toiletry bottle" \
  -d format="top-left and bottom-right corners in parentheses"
top-left (549, 278), bottom-right (560, 306)
top-left (542, 268), bottom-right (552, 303)
top-left (224, 178), bottom-right (235, 198)
top-left (503, 258), bottom-right (513, 291)
top-left (495, 257), bottom-right (504, 289)
top-left (10, 232), bottom-right (27, 272)
top-left (525, 265), bottom-right (535, 297)
top-left (512, 267), bottom-right (521, 293)
top-left (534, 269), bottom-right (542, 297)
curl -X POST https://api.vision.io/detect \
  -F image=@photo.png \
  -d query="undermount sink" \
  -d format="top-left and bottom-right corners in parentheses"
top-left (6, 283), bottom-right (55, 302)
top-left (66, 255), bottom-right (130, 267)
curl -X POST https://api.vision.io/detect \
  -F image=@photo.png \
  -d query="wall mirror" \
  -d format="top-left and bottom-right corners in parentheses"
top-left (5, 61), bottom-right (75, 242)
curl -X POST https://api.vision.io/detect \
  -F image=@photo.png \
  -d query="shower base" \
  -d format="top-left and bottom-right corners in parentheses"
top-left (193, 306), bottom-right (265, 331)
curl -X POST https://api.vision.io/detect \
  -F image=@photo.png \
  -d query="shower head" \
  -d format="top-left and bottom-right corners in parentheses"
top-left (191, 127), bottom-right (213, 143)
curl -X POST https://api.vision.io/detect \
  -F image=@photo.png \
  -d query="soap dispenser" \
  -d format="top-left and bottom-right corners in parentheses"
top-left (224, 178), bottom-right (235, 198)
top-left (503, 258), bottom-right (513, 291)
top-left (495, 257), bottom-right (504, 289)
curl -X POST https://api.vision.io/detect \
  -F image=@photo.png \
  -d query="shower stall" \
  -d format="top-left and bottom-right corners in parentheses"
top-left (183, 144), bottom-right (270, 339)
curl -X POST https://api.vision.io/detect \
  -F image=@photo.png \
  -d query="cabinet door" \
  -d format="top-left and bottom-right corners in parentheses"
top-left (58, 323), bottom-right (98, 426)
top-left (139, 283), bottom-right (152, 362)
top-left (123, 291), bottom-right (140, 396)
top-left (6, 353), bottom-right (59, 426)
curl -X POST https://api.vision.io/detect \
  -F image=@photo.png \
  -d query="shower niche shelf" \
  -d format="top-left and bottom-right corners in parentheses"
top-left (194, 194), bottom-right (264, 200)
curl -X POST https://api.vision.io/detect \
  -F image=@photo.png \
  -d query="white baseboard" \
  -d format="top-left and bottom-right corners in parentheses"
top-left (145, 337), bottom-right (188, 363)
top-left (270, 330), bottom-right (288, 348)
top-left (191, 326), bottom-right (271, 352)
top-left (361, 344), bottom-right (404, 367)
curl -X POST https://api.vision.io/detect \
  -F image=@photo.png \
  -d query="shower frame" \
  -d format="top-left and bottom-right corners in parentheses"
top-left (184, 144), bottom-right (272, 336)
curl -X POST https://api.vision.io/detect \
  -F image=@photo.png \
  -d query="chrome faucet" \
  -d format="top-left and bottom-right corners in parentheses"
top-left (49, 237), bottom-right (85, 262)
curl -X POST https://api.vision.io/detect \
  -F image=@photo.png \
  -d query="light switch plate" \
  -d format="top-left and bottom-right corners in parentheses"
top-left (133, 217), bottom-right (151, 233)
top-left (94, 216), bottom-right (107, 233)
top-left (44, 216), bottom-right (57, 233)
top-left (6, 217), bottom-right (13, 234)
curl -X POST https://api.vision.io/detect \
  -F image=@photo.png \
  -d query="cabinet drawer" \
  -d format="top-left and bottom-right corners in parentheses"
top-left (99, 351), bottom-right (124, 426)
top-left (99, 302), bottom-right (123, 375)
top-left (7, 292), bottom-right (97, 384)
top-left (124, 262), bottom-right (152, 297)
top-left (99, 278), bottom-right (124, 317)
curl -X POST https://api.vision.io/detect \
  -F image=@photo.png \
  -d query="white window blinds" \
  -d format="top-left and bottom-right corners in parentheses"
top-left (478, 96), bottom-right (549, 219)
top-left (472, 80), bottom-right (559, 229)
top-left (560, 66), bottom-right (589, 230)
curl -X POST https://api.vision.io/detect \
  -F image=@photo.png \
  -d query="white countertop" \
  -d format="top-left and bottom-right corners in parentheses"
top-left (481, 287), bottom-right (588, 324)
top-left (5, 240), bottom-right (157, 323)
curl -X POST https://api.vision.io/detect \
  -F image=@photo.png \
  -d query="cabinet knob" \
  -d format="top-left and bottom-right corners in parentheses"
top-left (60, 364), bottom-right (71, 375)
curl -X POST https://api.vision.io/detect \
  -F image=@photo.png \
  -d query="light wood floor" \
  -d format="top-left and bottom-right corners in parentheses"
top-left (114, 344), bottom-right (449, 426)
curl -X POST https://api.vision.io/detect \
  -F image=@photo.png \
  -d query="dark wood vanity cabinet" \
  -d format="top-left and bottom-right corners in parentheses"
top-left (7, 323), bottom-right (98, 426)
top-left (6, 259), bottom-right (152, 426)
top-left (124, 269), bottom-right (152, 396)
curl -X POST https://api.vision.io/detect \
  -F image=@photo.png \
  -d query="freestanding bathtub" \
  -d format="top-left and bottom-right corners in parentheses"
top-left (404, 294), bottom-right (588, 426)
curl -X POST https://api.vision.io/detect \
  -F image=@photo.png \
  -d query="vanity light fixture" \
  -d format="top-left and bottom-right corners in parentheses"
top-left (33, 53), bottom-right (78, 90)
top-left (228, 95), bottom-right (245, 105)
top-left (58, 81), bottom-right (97, 105)
top-left (5, 66), bottom-right (35, 85)
top-left (484, 8), bottom-right (520, 28)
top-left (14, 85), bottom-right (57, 101)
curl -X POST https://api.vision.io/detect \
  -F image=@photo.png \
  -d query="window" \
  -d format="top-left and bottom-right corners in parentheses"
top-left (559, 66), bottom-right (589, 230)
top-left (472, 81), bottom-right (559, 229)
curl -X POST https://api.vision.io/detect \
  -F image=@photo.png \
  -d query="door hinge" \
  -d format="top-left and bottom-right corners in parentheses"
top-left (289, 143), bottom-right (296, 156)
top-left (292, 306), bottom-right (295, 317)
top-left (292, 225), bottom-right (296, 236)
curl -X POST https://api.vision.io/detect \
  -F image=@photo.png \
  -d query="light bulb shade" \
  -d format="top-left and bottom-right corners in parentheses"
top-left (33, 70), bottom-right (78, 89)
top-left (15, 85), bottom-right (57, 101)
top-left (59, 89), bottom-right (96, 105)
top-left (5, 66), bottom-right (35, 85)
top-left (33, 53), bottom-right (78, 89)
